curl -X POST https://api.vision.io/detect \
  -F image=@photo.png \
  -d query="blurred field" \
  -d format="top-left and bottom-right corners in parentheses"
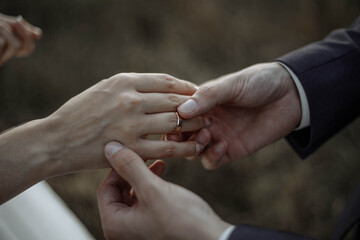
top-left (1, 1), bottom-right (360, 239)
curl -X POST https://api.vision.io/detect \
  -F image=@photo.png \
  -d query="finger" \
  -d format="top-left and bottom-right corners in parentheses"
top-left (14, 15), bottom-right (42, 39)
top-left (0, 25), bottom-right (21, 64)
top-left (201, 140), bottom-right (228, 170)
top-left (141, 112), bottom-right (205, 135)
top-left (131, 160), bottom-right (165, 199)
top-left (0, 36), bottom-right (6, 55)
top-left (149, 160), bottom-right (166, 177)
top-left (184, 129), bottom-right (212, 160)
top-left (136, 139), bottom-right (204, 159)
top-left (28, 24), bottom-right (42, 39)
top-left (142, 93), bottom-right (190, 114)
top-left (104, 141), bottom-right (156, 197)
top-left (135, 73), bottom-right (196, 95)
top-left (13, 17), bottom-right (35, 57)
top-left (177, 79), bottom-right (233, 119)
top-left (192, 128), bottom-right (212, 146)
top-left (164, 133), bottom-right (184, 142)
top-left (97, 169), bottom-right (129, 214)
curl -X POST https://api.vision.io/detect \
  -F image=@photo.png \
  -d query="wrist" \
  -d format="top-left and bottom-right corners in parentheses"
top-left (275, 63), bottom-right (302, 129)
top-left (0, 117), bottom-right (61, 202)
top-left (199, 219), bottom-right (232, 240)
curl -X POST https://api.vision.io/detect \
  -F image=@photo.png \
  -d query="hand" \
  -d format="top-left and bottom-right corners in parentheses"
top-left (97, 141), bottom-right (231, 240)
top-left (0, 13), bottom-right (42, 65)
top-left (0, 73), bottom-right (205, 203)
top-left (47, 73), bottom-right (205, 173)
top-left (173, 63), bottom-right (301, 169)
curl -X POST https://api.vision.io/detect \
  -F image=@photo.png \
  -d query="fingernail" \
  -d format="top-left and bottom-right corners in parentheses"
top-left (214, 142), bottom-right (226, 153)
top-left (16, 15), bottom-right (23, 22)
top-left (196, 144), bottom-right (204, 153)
top-left (201, 158), bottom-right (215, 170)
top-left (178, 99), bottom-right (197, 113)
top-left (105, 142), bottom-right (124, 157)
top-left (205, 117), bottom-right (212, 127)
top-left (34, 27), bottom-right (42, 36)
top-left (194, 86), bottom-right (199, 90)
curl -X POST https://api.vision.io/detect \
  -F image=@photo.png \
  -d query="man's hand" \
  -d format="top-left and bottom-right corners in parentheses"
top-left (0, 13), bottom-right (42, 65)
top-left (97, 141), bottom-right (230, 240)
top-left (174, 63), bottom-right (302, 169)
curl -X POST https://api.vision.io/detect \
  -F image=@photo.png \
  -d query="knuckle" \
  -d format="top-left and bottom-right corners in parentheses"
top-left (169, 113), bottom-right (177, 123)
top-left (110, 73), bottom-right (134, 85)
top-left (198, 85), bottom-right (216, 99)
top-left (161, 145), bottom-right (176, 158)
top-left (121, 93), bottom-right (144, 109)
top-left (163, 74), bottom-right (176, 89)
top-left (168, 94), bottom-right (180, 105)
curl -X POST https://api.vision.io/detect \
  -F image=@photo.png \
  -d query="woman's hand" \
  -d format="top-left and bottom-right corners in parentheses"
top-left (97, 141), bottom-right (230, 240)
top-left (170, 63), bottom-right (301, 169)
top-left (0, 13), bottom-right (42, 65)
top-left (0, 73), bottom-right (204, 203)
top-left (48, 73), bottom-right (205, 173)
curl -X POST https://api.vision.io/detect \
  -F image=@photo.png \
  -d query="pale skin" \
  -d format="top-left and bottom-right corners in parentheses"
top-left (0, 13), bottom-right (42, 65)
top-left (168, 62), bottom-right (302, 169)
top-left (98, 141), bottom-right (231, 240)
top-left (97, 63), bottom-right (302, 240)
top-left (0, 73), bottom-right (206, 204)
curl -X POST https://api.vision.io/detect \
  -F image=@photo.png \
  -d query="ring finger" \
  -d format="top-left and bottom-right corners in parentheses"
top-left (140, 112), bottom-right (205, 135)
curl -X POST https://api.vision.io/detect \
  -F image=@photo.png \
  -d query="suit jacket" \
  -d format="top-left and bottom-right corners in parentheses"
top-left (229, 17), bottom-right (360, 240)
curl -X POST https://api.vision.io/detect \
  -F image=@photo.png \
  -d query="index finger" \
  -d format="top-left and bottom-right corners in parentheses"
top-left (135, 73), bottom-right (196, 95)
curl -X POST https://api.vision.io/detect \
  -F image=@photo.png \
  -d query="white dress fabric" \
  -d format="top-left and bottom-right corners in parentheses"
top-left (0, 181), bottom-right (94, 240)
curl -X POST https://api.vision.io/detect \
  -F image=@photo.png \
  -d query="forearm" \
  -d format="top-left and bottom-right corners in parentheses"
top-left (0, 117), bottom-right (62, 203)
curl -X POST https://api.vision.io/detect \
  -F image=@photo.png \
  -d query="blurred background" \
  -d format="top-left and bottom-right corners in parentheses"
top-left (1, 0), bottom-right (360, 239)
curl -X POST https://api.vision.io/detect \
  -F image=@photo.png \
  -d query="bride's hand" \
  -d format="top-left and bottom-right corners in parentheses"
top-left (46, 73), bottom-right (205, 173)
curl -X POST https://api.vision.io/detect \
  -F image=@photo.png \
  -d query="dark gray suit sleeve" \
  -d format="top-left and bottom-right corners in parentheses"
top-left (275, 17), bottom-right (360, 158)
top-left (228, 224), bottom-right (315, 240)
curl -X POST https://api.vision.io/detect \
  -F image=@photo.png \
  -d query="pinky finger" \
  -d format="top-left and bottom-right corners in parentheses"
top-left (201, 140), bottom-right (228, 170)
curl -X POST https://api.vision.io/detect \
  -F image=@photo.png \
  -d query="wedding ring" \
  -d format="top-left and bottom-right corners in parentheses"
top-left (173, 112), bottom-right (183, 132)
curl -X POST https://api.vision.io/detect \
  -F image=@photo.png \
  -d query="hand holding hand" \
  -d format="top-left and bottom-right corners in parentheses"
top-left (97, 141), bottom-right (230, 240)
top-left (175, 63), bottom-right (301, 169)
top-left (0, 13), bottom-right (42, 65)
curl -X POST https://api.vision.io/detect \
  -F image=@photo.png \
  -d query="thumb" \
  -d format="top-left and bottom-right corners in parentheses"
top-left (104, 141), bottom-right (155, 194)
top-left (177, 79), bottom-right (231, 119)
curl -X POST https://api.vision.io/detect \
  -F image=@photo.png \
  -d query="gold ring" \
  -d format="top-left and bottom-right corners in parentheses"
top-left (173, 112), bottom-right (183, 132)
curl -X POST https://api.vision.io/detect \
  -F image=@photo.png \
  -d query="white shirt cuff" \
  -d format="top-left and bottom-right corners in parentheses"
top-left (218, 225), bottom-right (235, 240)
top-left (276, 62), bottom-right (310, 130)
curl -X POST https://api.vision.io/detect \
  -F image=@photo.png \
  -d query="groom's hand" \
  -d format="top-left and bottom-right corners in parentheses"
top-left (174, 63), bottom-right (301, 169)
top-left (97, 141), bottom-right (230, 240)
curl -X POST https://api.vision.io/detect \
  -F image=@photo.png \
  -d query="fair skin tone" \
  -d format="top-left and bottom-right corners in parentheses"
top-left (0, 73), bottom-right (206, 204)
top-left (97, 63), bottom-right (303, 239)
top-left (0, 13), bottom-right (42, 65)
top-left (98, 141), bottom-right (231, 240)
top-left (169, 62), bottom-right (302, 169)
